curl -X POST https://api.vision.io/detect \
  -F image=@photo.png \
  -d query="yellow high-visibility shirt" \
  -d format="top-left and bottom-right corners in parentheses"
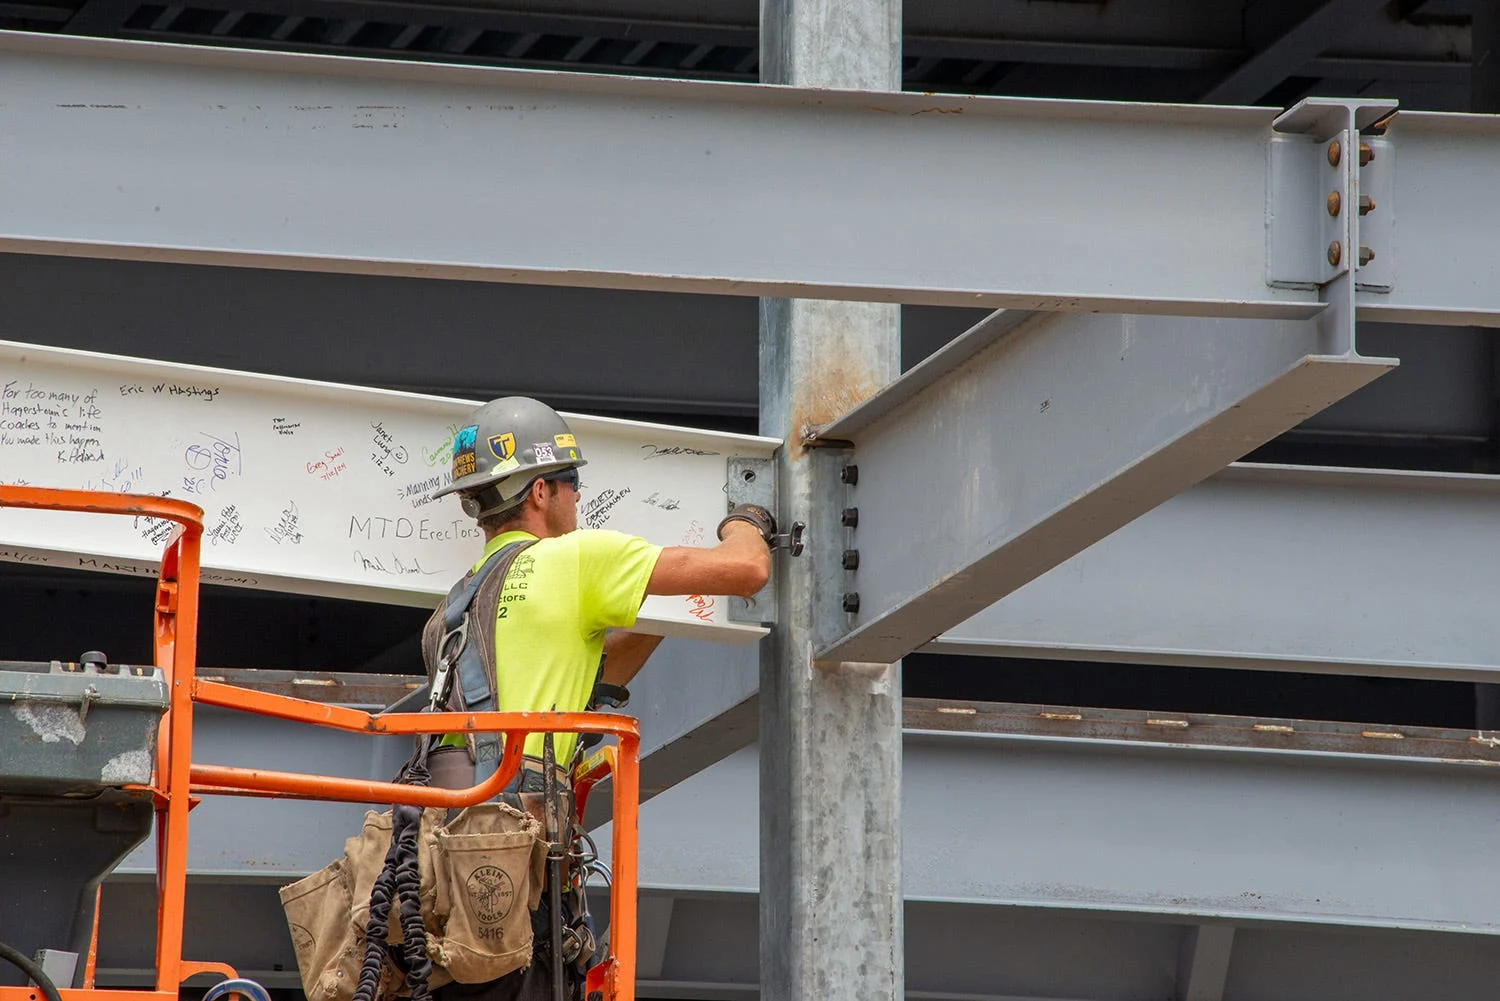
top-left (469, 528), bottom-right (661, 766)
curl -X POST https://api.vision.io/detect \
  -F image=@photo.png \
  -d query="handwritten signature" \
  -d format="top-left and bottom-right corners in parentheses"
top-left (184, 431), bottom-right (242, 492)
top-left (353, 551), bottom-right (443, 577)
top-left (641, 444), bottom-right (720, 460)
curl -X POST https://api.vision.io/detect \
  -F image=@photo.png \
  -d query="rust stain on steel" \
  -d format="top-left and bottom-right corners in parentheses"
top-left (791, 364), bottom-right (883, 457)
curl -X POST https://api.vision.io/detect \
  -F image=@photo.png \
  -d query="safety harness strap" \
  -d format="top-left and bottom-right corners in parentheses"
top-left (420, 538), bottom-right (535, 782)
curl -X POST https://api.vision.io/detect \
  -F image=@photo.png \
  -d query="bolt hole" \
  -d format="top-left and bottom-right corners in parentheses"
top-left (741, 469), bottom-right (756, 483)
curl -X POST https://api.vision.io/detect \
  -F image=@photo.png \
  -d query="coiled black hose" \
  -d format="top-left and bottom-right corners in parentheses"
top-left (0, 941), bottom-right (65, 1001)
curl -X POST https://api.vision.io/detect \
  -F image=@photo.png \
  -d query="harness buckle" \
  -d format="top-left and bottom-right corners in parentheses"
top-left (430, 615), bottom-right (469, 710)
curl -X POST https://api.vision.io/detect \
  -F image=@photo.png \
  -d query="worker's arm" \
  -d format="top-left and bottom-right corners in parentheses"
top-left (600, 629), bottom-right (666, 687)
top-left (645, 519), bottom-right (772, 598)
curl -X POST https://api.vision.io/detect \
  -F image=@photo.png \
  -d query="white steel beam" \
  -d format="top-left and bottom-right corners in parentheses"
top-left (932, 463), bottom-right (1500, 681)
top-left (814, 309), bottom-right (1393, 665)
top-left (3, 31), bottom-right (1500, 323)
top-left (0, 339), bottom-right (776, 642)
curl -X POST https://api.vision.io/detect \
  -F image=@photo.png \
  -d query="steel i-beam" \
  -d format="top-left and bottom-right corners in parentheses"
top-left (814, 99), bottom-right (1399, 666)
top-left (4, 33), bottom-right (1500, 324)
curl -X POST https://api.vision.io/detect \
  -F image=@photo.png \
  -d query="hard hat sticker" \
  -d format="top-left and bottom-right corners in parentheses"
top-left (554, 433), bottom-right (577, 449)
top-left (490, 456), bottom-right (520, 476)
top-left (452, 425), bottom-right (479, 478)
top-left (533, 442), bottom-right (555, 463)
top-left (488, 433), bottom-right (516, 461)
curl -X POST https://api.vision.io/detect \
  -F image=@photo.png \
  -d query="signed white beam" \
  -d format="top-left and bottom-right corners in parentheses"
top-left (0, 340), bottom-right (775, 642)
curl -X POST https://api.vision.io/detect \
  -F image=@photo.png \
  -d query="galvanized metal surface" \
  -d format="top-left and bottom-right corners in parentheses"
top-left (756, 6), bottom-right (903, 998)
top-left (4, 31), bottom-right (1500, 322)
top-left (818, 308), bottom-right (1393, 665)
top-left (759, 307), bottom-right (904, 998)
top-left (931, 462), bottom-right (1500, 681)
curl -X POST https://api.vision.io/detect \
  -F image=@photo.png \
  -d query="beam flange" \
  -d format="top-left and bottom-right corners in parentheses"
top-left (815, 307), bottom-right (1394, 665)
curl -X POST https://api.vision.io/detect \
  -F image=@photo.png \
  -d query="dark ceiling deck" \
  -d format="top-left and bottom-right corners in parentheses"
top-left (0, 0), bottom-right (1483, 110)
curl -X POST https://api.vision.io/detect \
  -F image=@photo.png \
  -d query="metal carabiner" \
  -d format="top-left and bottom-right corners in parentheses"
top-left (429, 615), bottom-right (469, 710)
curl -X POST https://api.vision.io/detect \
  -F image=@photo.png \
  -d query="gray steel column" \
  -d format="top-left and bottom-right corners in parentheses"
top-left (758, 2), bottom-right (903, 999)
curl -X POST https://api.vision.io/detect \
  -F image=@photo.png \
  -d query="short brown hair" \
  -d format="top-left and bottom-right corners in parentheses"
top-left (475, 478), bottom-right (558, 535)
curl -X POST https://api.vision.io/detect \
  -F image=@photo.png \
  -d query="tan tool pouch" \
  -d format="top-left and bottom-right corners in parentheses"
top-left (428, 802), bottom-right (547, 983)
top-left (279, 858), bottom-right (362, 1001)
top-left (283, 801), bottom-right (546, 997)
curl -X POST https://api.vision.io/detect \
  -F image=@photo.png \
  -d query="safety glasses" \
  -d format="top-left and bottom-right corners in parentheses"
top-left (541, 467), bottom-right (581, 491)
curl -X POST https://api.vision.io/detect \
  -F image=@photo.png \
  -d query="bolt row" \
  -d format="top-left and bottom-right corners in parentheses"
top-left (1326, 138), bottom-right (1377, 270)
top-left (841, 464), bottom-right (860, 614)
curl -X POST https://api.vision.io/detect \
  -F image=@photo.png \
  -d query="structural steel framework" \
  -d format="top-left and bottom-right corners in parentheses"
top-left (6, 13), bottom-right (1500, 1000)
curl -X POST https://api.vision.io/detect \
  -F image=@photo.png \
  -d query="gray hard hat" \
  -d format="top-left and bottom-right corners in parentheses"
top-left (431, 397), bottom-right (586, 518)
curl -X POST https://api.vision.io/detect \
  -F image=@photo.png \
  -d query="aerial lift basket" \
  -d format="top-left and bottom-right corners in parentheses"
top-left (0, 486), bottom-right (640, 1001)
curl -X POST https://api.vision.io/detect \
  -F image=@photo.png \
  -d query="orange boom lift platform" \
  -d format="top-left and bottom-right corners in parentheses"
top-left (0, 486), bottom-right (639, 1001)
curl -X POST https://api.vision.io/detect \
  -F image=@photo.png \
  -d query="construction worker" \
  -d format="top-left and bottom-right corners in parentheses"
top-left (421, 396), bottom-right (775, 1001)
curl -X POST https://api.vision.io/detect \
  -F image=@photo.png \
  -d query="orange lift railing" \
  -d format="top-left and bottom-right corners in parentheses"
top-left (0, 486), bottom-right (639, 1001)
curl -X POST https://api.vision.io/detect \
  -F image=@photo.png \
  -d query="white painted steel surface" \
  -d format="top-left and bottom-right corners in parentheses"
top-left (0, 340), bottom-right (775, 641)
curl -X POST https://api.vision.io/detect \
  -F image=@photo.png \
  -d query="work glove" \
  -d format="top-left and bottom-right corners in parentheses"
top-left (717, 503), bottom-right (778, 547)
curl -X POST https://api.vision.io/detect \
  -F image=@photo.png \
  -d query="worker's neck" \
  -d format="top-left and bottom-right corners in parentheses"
top-left (483, 510), bottom-right (551, 544)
